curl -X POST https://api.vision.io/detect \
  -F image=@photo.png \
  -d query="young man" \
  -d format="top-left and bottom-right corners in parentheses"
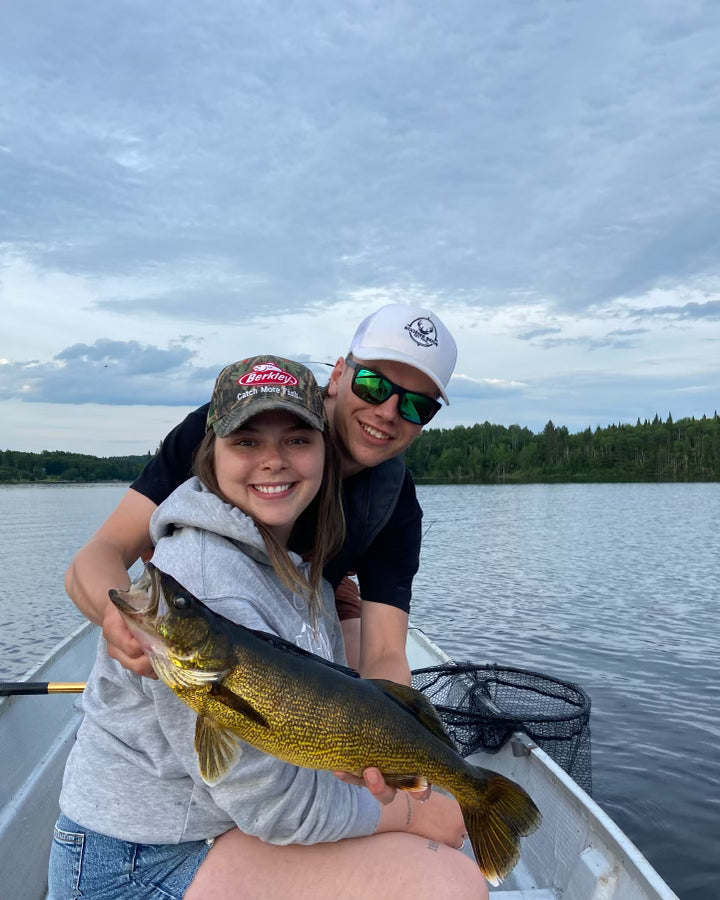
top-left (66, 303), bottom-right (457, 689)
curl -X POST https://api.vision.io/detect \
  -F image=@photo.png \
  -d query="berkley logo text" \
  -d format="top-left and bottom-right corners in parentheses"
top-left (237, 362), bottom-right (298, 387)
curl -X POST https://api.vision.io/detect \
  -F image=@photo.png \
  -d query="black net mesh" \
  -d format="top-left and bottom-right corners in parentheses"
top-left (412, 662), bottom-right (592, 795)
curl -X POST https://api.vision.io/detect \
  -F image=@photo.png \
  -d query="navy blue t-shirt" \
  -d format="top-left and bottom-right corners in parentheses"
top-left (131, 405), bottom-right (422, 613)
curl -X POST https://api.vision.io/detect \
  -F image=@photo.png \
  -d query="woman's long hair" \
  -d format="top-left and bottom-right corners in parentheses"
top-left (193, 424), bottom-right (344, 619)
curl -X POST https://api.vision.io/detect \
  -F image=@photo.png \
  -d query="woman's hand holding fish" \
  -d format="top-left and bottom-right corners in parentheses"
top-left (332, 767), bottom-right (432, 805)
top-left (102, 603), bottom-right (157, 679)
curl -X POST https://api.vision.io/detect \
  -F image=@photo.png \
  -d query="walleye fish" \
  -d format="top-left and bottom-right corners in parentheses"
top-left (110, 563), bottom-right (541, 885)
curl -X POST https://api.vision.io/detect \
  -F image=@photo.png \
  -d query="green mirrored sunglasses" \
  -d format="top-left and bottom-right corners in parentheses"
top-left (345, 358), bottom-right (441, 426)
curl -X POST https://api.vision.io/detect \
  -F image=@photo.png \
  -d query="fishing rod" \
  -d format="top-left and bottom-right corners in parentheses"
top-left (0, 682), bottom-right (86, 696)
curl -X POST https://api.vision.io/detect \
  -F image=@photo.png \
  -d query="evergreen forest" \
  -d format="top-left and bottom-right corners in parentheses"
top-left (2, 412), bottom-right (719, 484)
top-left (405, 413), bottom-right (720, 483)
top-left (0, 449), bottom-right (152, 484)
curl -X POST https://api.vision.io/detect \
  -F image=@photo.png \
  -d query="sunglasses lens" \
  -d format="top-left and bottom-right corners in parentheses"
top-left (398, 395), bottom-right (422, 425)
top-left (353, 371), bottom-right (392, 404)
top-left (401, 394), bottom-right (439, 426)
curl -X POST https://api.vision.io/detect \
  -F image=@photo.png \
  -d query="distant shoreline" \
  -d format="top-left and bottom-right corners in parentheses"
top-left (0, 479), bottom-right (134, 486)
top-left (4, 412), bottom-right (720, 484)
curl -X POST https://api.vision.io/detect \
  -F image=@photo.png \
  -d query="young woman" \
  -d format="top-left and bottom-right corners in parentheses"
top-left (49, 356), bottom-right (487, 900)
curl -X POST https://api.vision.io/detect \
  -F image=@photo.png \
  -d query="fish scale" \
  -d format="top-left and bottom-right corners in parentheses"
top-left (209, 650), bottom-right (450, 776)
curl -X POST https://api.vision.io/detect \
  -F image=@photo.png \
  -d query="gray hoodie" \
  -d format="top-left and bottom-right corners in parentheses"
top-left (59, 477), bottom-right (381, 845)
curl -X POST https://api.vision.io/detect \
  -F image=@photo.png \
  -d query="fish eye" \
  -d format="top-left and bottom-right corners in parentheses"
top-left (172, 593), bottom-right (190, 609)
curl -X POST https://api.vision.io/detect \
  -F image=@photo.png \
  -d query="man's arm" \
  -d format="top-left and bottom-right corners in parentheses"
top-left (66, 405), bottom-right (206, 674)
top-left (343, 601), bottom-right (430, 801)
top-left (65, 487), bottom-right (158, 676)
top-left (358, 601), bottom-right (412, 685)
top-left (354, 469), bottom-right (422, 685)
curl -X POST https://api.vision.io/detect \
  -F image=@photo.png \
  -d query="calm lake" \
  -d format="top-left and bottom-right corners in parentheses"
top-left (1, 481), bottom-right (718, 898)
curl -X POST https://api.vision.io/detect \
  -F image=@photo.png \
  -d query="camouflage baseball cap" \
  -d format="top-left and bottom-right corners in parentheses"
top-left (207, 355), bottom-right (327, 437)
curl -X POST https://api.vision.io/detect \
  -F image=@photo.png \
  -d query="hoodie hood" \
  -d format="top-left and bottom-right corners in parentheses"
top-left (150, 477), bottom-right (303, 569)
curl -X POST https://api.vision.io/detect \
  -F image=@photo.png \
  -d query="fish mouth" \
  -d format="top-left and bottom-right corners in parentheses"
top-left (109, 564), bottom-right (169, 625)
top-left (108, 564), bottom-right (177, 662)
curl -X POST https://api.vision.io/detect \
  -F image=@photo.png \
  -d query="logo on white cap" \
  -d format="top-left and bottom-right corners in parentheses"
top-left (405, 317), bottom-right (438, 348)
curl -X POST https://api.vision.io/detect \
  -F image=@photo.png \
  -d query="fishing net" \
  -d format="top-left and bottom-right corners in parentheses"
top-left (412, 662), bottom-right (592, 795)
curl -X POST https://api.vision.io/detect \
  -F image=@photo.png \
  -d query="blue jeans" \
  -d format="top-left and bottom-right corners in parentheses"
top-left (48, 815), bottom-right (213, 899)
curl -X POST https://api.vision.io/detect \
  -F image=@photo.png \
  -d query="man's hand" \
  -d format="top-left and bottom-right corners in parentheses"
top-left (102, 603), bottom-right (157, 678)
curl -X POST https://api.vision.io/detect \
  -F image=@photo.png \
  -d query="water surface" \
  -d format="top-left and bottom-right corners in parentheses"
top-left (413, 483), bottom-right (719, 899)
top-left (0, 483), bottom-right (131, 678)
top-left (2, 481), bottom-right (718, 897)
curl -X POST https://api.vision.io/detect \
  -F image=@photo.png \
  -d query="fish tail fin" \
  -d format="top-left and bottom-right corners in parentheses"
top-left (458, 770), bottom-right (542, 886)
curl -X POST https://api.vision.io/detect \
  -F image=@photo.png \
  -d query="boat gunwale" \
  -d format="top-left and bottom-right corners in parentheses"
top-left (0, 621), bottom-right (96, 712)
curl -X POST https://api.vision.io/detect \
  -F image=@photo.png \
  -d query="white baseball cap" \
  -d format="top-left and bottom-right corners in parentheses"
top-left (348, 304), bottom-right (457, 404)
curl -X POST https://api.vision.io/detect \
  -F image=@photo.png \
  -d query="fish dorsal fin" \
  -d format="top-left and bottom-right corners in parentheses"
top-left (248, 627), bottom-right (361, 678)
top-left (194, 715), bottom-right (243, 784)
top-left (208, 683), bottom-right (270, 729)
top-left (370, 679), bottom-right (457, 751)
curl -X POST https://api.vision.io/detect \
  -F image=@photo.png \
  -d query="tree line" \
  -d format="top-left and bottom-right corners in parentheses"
top-left (0, 449), bottom-right (152, 484)
top-left (2, 412), bottom-right (719, 485)
top-left (404, 412), bottom-right (720, 483)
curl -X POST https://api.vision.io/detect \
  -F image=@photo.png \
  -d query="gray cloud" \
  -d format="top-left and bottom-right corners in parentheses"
top-left (517, 327), bottom-right (563, 341)
top-left (448, 375), bottom-right (528, 400)
top-left (55, 339), bottom-right (195, 374)
top-left (627, 300), bottom-right (720, 321)
top-left (94, 282), bottom-right (322, 322)
top-left (0, 339), bottom-right (216, 406)
top-left (606, 328), bottom-right (649, 337)
top-left (2, 1), bottom-right (719, 314)
top-left (0, 338), bottom-right (333, 408)
top-left (537, 334), bottom-right (643, 351)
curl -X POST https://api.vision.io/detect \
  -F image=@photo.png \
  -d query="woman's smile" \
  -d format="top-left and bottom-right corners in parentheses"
top-left (251, 482), bottom-right (295, 495)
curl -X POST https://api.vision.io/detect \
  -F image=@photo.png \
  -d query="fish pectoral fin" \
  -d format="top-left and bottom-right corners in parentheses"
top-left (370, 679), bottom-right (457, 751)
top-left (194, 715), bottom-right (243, 784)
top-left (209, 683), bottom-right (270, 728)
top-left (150, 654), bottom-right (227, 691)
top-left (381, 774), bottom-right (429, 792)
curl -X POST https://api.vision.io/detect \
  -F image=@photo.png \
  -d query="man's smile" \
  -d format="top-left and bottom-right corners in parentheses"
top-left (360, 422), bottom-right (391, 441)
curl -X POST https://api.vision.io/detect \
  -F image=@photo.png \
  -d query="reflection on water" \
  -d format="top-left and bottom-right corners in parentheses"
top-left (2, 481), bottom-right (718, 897)
top-left (412, 483), bottom-right (720, 900)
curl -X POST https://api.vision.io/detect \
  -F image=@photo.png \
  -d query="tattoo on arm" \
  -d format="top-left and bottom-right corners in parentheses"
top-left (427, 840), bottom-right (440, 852)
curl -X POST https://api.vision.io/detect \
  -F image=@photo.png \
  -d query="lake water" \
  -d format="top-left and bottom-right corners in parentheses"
top-left (1, 481), bottom-right (718, 898)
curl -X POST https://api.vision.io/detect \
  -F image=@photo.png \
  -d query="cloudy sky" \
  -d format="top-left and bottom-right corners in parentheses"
top-left (2, 1), bottom-right (719, 456)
